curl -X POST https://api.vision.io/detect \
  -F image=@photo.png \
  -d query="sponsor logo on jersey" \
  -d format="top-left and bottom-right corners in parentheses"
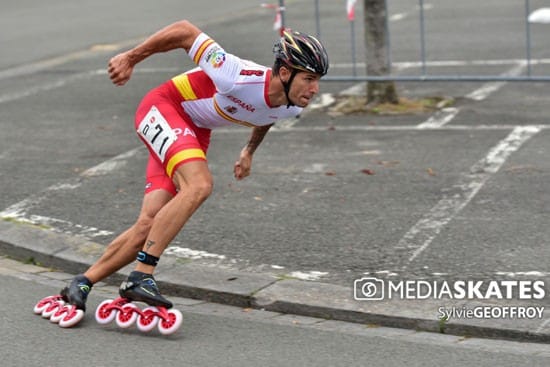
top-left (206, 46), bottom-right (226, 68)
top-left (240, 69), bottom-right (264, 76)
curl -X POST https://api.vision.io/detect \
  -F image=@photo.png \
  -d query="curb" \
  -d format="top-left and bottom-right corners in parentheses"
top-left (1, 219), bottom-right (549, 343)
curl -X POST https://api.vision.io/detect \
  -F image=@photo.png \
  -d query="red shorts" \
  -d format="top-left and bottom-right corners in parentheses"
top-left (135, 81), bottom-right (211, 196)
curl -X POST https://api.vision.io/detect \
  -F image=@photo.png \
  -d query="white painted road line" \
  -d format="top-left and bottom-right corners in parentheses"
top-left (336, 60), bottom-right (528, 131)
top-left (0, 147), bottom-right (142, 237)
top-left (80, 147), bottom-right (141, 177)
top-left (388, 2), bottom-right (434, 22)
top-left (0, 70), bottom-right (102, 105)
top-left (417, 107), bottom-right (460, 129)
top-left (308, 93), bottom-right (336, 111)
top-left (329, 58), bottom-right (550, 70)
top-left (267, 124), bottom-right (549, 133)
top-left (417, 62), bottom-right (526, 129)
top-left (397, 126), bottom-right (541, 265)
top-left (0, 40), bottom-right (142, 81)
top-left (466, 62), bottom-right (527, 101)
top-left (389, 13), bottom-right (408, 22)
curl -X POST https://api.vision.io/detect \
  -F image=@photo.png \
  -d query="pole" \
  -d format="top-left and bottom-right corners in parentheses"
top-left (314, 0), bottom-right (321, 38)
top-left (525, 0), bottom-right (532, 76)
top-left (351, 19), bottom-right (357, 76)
top-left (384, 0), bottom-right (392, 73)
top-left (419, 0), bottom-right (427, 76)
top-left (279, 0), bottom-right (286, 34)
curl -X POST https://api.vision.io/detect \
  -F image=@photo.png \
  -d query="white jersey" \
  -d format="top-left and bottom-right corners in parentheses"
top-left (169, 33), bottom-right (302, 129)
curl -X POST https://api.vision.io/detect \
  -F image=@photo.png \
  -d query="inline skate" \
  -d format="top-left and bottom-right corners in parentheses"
top-left (33, 274), bottom-right (92, 328)
top-left (94, 271), bottom-right (182, 335)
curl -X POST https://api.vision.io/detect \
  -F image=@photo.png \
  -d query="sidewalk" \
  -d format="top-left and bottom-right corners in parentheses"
top-left (1, 219), bottom-right (549, 343)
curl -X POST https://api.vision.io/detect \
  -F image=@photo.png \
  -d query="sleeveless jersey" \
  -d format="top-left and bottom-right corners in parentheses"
top-left (170, 33), bottom-right (302, 129)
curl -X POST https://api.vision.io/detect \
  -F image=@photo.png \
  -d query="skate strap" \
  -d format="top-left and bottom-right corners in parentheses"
top-left (137, 251), bottom-right (159, 266)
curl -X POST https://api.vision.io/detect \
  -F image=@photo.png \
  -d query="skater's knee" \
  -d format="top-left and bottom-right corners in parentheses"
top-left (176, 176), bottom-right (213, 203)
top-left (172, 163), bottom-right (213, 202)
top-left (190, 178), bottom-right (213, 201)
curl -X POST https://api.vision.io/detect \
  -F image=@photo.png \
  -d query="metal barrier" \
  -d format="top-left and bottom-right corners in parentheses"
top-left (265, 0), bottom-right (550, 82)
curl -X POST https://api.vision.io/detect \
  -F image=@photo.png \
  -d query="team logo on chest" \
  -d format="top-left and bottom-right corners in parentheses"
top-left (227, 95), bottom-right (255, 112)
top-left (224, 106), bottom-right (238, 114)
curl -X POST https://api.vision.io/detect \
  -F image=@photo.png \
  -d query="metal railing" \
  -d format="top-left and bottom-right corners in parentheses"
top-left (266, 0), bottom-right (550, 82)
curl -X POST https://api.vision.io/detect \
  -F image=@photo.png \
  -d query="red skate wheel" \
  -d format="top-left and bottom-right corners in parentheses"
top-left (115, 303), bottom-right (139, 328)
top-left (95, 299), bottom-right (117, 324)
top-left (136, 306), bottom-right (159, 332)
top-left (58, 306), bottom-right (85, 328)
top-left (158, 309), bottom-right (183, 335)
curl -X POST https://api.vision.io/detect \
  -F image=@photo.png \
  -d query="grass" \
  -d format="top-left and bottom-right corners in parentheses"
top-left (328, 95), bottom-right (455, 116)
top-left (438, 314), bottom-right (449, 333)
top-left (2, 216), bottom-right (52, 230)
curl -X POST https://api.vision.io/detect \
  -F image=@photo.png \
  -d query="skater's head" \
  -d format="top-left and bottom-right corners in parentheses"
top-left (272, 30), bottom-right (329, 76)
top-left (272, 30), bottom-right (329, 108)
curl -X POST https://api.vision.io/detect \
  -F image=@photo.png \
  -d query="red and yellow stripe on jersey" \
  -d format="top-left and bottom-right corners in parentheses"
top-left (192, 38), bottom-right (215, 65)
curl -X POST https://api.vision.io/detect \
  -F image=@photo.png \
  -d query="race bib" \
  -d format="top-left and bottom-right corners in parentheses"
top-left (137, 106), bottom-right (178, 162)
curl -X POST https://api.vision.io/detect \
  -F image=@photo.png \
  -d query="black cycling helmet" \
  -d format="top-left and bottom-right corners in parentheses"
top-left (273, 30), bottom-right (329, 76)
top-left (273, 30), bottom-right (329, 107)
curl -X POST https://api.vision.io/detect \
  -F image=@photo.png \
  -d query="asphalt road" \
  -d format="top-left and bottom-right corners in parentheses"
top-left (1, 0), bottom-right (550, 301)
top-left (3, 258), bottom-right (550, 367)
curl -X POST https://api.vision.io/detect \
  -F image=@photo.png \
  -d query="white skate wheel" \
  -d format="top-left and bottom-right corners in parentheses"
top-left (49, 306), bottom-right (69, 323)
top-left (115, 303), bottom-right (139, 328)
top-left (35, 297), bottom-right (63, 315)
top-left (34, 299), bottom-right (52, 315)
top-left (137, 306), bottom-right (159, 332)
top-left (34, 295), bottom-right (63, 315)
top-left (158, 309), bottom-right (183, 335)
top-left (41, 301), bottom-right (64, 319)
top-left (58, 308), bottom-right (85, 328)
top-left (95, 299), bottom-right (117, 325)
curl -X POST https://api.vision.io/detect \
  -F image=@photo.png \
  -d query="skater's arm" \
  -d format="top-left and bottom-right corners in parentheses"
top-left (234, 124), bottom-right (273, 180)
top-left (108, 20), bottom-right (201, 86)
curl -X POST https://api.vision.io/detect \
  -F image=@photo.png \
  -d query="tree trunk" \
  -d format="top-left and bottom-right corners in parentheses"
top-left (364, 0), bottom-right (398, 106)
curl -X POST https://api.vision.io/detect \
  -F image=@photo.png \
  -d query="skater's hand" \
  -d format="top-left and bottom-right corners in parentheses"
top-left (234, 149), bottom-right (253, 180)
top-left (108, 52), bottom-right (134, 86)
